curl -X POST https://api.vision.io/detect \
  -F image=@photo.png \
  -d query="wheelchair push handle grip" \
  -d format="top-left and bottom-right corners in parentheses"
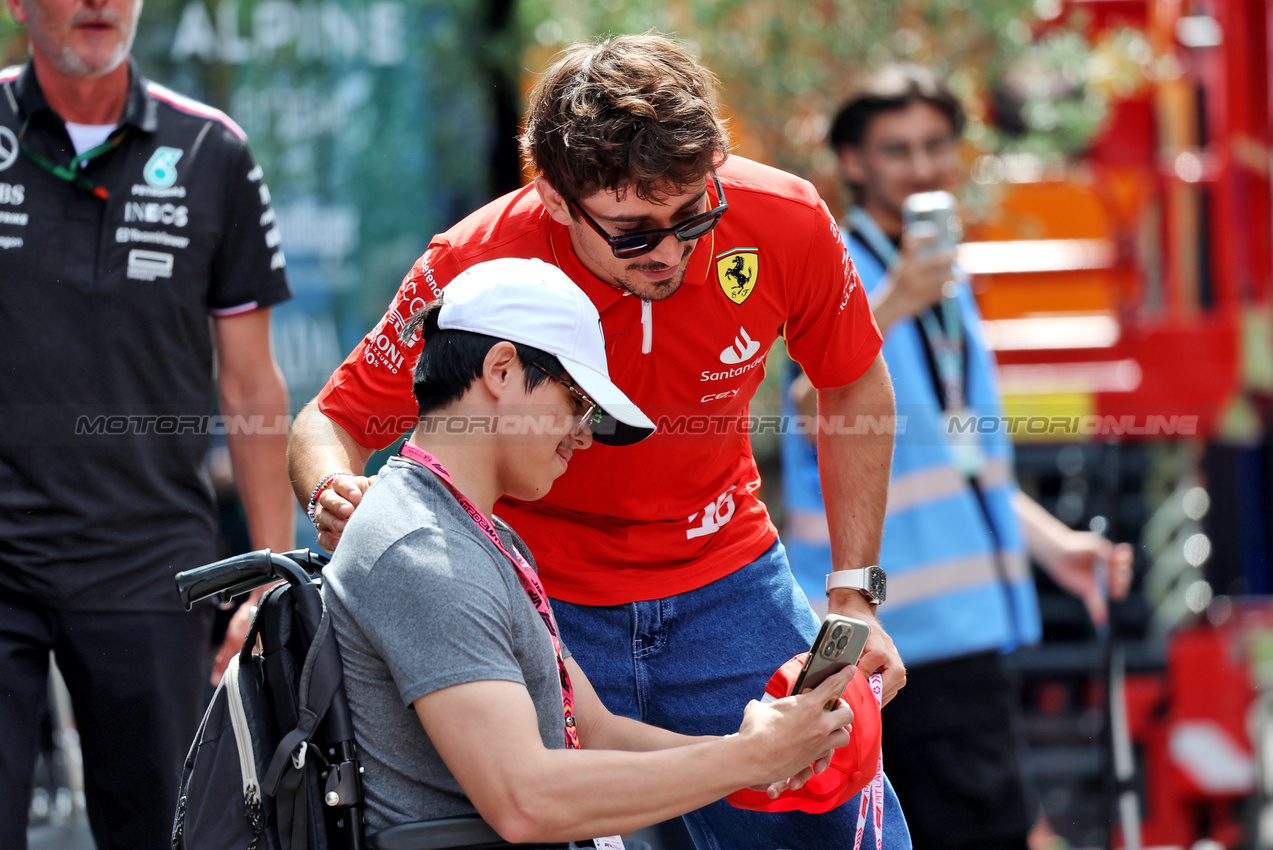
top-left (175, 548), bottom-right (325, 610)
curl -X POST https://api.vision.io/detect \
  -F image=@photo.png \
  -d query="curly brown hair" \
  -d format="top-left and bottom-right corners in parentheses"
top-left (521, 34), bottom-right (732, 204)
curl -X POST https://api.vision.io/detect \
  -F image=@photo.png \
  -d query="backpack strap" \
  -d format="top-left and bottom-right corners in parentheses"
top-left (276, 763), bottom-right (312, 850)
top-left (262, 603), bottom-right (340, 794)
top-left (259, 585), bottom-right (299, 739)
top-left (237, 592), bottom-right (270, 666)
top-left (260, 583), bottom-right (344, 850)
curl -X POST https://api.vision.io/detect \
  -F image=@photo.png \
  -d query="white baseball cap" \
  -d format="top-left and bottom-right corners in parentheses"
top-left (436, 258), bottom-right (656, 446)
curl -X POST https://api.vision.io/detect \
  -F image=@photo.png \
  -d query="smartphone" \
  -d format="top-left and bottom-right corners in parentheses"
top-left (790, 615), bottom-right (871, 710)
top-left (901, 190), bottom-right (961, 257)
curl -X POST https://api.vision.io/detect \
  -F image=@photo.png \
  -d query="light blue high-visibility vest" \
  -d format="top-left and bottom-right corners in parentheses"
top-left (780, 212), bottom-right (1041, 665)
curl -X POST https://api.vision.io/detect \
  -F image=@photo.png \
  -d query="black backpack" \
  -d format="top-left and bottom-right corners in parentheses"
top-left (172, 548), bottom-right (576, 850)
top-left (172, 623), bottom-right (281, 850)
top-left (173, 563), bottom-right (353, 850)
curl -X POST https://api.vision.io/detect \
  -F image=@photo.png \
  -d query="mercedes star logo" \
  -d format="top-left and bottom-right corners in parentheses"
top-left (0, 126), bottom-right (17, 172)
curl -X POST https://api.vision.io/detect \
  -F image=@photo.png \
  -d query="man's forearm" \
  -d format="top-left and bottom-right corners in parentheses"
top-left (426, 690), bottom-right (833, 844)
top-left (582, 708), bottom-right (713, 753)
top-left (816, 354), bottom-right (895, 574)
top-left (1014, 490), bottom-right (1071, 570)
top-left (287, 399), bottom-right (375, 505)
top-left (495, 737), bottom-right (765, 841)
top-left (221, 365), bottom-right (294, 553)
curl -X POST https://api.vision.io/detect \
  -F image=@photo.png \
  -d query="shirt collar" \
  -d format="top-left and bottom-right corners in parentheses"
top-left (13, 63), bottom-right (49, 119)
top-left (14, 57), bottom-right (157, 133)
top-left (120, 59), bottom-right (158, 132)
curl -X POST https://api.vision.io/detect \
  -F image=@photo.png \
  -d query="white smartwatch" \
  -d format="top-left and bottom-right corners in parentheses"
top-left (826, 565), bottom-right (887, 605)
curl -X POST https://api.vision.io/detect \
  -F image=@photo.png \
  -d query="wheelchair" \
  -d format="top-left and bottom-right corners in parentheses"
top-left (176, 548), bottom-right (573, 850)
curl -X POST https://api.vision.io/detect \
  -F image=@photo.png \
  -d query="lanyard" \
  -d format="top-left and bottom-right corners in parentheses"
top-left (918, 306), bottom-right (964, 411)
top-left (846, 207), bottom-right (966, 410)
top-left (17, 116), bottom-right (125, 200)
top-left (852, 672), bottom-right (885, 850)
top-left (399, 442), bottom-right (580, 749)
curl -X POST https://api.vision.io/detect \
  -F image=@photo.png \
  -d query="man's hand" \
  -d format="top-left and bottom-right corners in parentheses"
top-left (1015, 492), bottom-right (1134, 627)
top-left (746, 754), bottom-right (835, 799)
top-left (828, 587), bottom-right (906, 706)
top-left (869, 233), bottom-right (956, 334)
top-left (1042, 533), bottom-right (1134, 627)
top-left (736, 666), bottom-right (856, 797)
top-left (288, 398), bottom-right (377, 548)
top-left (313, 474), bottom-right (374, 552)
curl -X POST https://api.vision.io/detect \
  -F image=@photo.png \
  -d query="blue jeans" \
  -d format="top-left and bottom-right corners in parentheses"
top-left (552, 539), bottom-right (912, 850)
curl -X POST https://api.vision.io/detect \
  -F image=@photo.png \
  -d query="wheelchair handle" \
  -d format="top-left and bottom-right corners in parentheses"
top-left (175, 548), bottom-right (330, 610)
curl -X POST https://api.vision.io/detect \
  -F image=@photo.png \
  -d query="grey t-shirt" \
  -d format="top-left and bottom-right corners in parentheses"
top-left (322, 455), bottom-right (569, 833)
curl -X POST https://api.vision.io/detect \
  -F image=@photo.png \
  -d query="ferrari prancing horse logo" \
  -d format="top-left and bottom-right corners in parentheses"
top-left (716, 249), bottom-right (758, 305)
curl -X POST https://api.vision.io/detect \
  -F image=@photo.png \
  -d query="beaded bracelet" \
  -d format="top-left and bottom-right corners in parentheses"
top-left (307, 472), bottom-right (350, 527)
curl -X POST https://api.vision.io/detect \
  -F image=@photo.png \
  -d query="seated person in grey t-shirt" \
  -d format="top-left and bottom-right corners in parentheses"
top-left (321, 258), bottom-right (856, 844)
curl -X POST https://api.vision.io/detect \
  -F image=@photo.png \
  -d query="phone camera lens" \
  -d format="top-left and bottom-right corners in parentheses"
top-left (822, 643), bottom-right (836, 658)
top-left (836, 636), bottom-right (849, 651)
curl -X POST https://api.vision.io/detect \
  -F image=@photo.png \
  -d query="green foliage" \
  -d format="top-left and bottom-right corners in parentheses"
top-left (515, 0), bottom-right (1155, 212)
top-left (519, 0), bottom-right (1033, 178)
top-left (984, 23), bottom-right (1156, 158)
top-left (2, 6), bottom-right (26, 66)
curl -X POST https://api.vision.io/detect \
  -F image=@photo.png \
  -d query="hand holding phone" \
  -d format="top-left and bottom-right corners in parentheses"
top-left (901, 191), bottom-right (960, 257)
top-left (900, 190), bottom-right (960, 302)
top-left (790, 615), bottom-right (871, 710)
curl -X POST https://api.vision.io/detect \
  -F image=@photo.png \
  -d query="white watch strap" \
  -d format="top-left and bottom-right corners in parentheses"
top-left (826, 567), bottom-right (874, 594)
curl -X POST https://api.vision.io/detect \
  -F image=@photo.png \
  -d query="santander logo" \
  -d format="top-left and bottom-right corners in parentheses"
top-left (719, 327), bottom-right (760, 365)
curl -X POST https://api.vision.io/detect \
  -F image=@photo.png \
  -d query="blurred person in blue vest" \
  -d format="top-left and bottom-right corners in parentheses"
top-left (780, 64), bottom-right (1134, 850)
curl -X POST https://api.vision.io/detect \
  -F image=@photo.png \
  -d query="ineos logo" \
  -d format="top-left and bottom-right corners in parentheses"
top-left (0, 127), bottom-right (17, 172)
top-left (125, 202), bottom-right (188, 227)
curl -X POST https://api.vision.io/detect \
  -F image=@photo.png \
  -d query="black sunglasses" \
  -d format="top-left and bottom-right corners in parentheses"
top-left (533, 364), bottom-right (603, 436)
top-left (568, 172), bottom-right (728, 259)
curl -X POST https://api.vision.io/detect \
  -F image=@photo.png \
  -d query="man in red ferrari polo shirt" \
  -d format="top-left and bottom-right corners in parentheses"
top-left (289, 34), bottom-right (908, 848)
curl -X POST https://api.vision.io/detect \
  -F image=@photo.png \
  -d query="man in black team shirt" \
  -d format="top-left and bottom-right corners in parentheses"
top-left (0, 2), bottom-right (294, 848)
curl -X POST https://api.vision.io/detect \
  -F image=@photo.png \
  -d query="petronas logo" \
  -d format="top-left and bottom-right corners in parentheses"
top-left (143, 147), bottom-right (183, 188)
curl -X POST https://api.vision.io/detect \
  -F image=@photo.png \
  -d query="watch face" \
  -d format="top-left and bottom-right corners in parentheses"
top-left (869, 567), bottom-right (887, 603)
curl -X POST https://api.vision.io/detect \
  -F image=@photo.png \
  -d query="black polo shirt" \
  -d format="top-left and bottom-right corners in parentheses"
top-left (0, 60), bottom-right (291, 612)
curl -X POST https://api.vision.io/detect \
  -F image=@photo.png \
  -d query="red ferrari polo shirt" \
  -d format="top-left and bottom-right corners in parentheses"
top-left (318, 155), bottom-right (880, 604)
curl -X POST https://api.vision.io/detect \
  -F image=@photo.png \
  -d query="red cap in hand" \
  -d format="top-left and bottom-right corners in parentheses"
top-left (726, 653), bottom-right (882, 814)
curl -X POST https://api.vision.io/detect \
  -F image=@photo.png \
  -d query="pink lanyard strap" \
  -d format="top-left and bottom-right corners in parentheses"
top-left (853, 672), bottom-right (885, 850)
top-left (400, 443), bottom-right (579, 749)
